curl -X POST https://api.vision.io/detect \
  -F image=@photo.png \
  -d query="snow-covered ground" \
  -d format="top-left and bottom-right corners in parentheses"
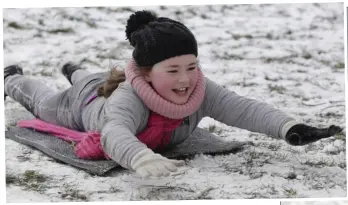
top-left (4, 3), bottom-right (346, 202)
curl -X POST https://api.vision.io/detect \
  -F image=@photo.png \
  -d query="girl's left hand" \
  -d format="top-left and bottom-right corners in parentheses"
top-left (285, 124), bottom-right (343, 146)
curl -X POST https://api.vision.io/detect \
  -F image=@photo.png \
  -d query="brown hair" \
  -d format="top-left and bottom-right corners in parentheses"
top-left (97, 65), bottom-right (152, 98)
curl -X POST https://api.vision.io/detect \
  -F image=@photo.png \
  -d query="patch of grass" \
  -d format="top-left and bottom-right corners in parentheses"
top-left (60, 13), bottom-right (97, 28)
top-left (286, 172), bottom-right (297, 180)
top-left (283, 186), bottom-right (297, 198)
top-left (320, 111), bottom-right (344, 118)
top-left (266, 33), bottom-right (273, 40)
top-left (263, 57), bottom-right (289, 63)
top-left (334, 62), bottom-right (345, 69)
top-left (86, 21), bottom-right (97, 28)
top-left (291, 94), bottom-right (303, 99)
top-left (38, 60), bottom-right (51, 67)
top-left (302, 158), bottom-right (336, 168)
top-left (114, 7), bottom-right (135, 13)
top-left (96, 53), bottom-right (118, 60)
top-left (259, 184), bottom-right (279, 195)
top-left (273, 152), bottom-right (289, 161)
top-left (235, 80), bottom-right (258, 87)
top-left (232, 34), bottom-right (253, 40)
top-left (60, 184), bottom-right (88, 201)
top-left (221, 163), bottom-right (241, 173)
top-left (207, 125), bottom-right (219, 133)
top-left (267, 143), bottom-right (282, 151)
top-left (40, 70), bottom-right (53, 76)
top-left (174, 10), bottom-right (183, 15)
top-left (243, 191), bottom-right (269, 199)
top-left (8, 21), bottom-right (25, 29)
top-left (194, 187), bottom-right (215, 200)
top-left (242, 150), bottom-right (261, 165)
top-left (264, 76), bottom-right (278, 82)
top-left (46, 28), bottom-right (74, 34)
top-left (16, 155), bottom-right (31, 162)
top-left (6, 122), bottom-right (17, 128)
top-left (216, 52), bottom-right (244, 61)
top-left (302, 52), bottom-right (312, 59)
top-left (249, 171), bottom-right (266, 179)
top-left (159, 6), bottom-right (167, 10)
top-left (6, 170), bottom-right (50, 193)
top-left (201, 14), bottom-right (209, 19)
top-left (338, 161), bottom-right (346, 169)
top-left (109, 186), bottom-right (122, 193)
top-left (187, 8), bottom-right (197, 16)
top-left (6, 173), bottom-right (18, 185)
top-left (304, 142), bottom-right (318, 153)
top-left (139, 185), bottom-right (195, 200)
top-left (23, 170), bottom-right (47, 183)
top-left (334, 132), bottom-right (345, 140)
top-left (38, 19), bottom-right (45, 26)
top-left (239, 149), bottom-right (270, 179)
top-left (285, 29), bottom-right (292, 35)
top-left (268, 84), bottom-right (286, 94)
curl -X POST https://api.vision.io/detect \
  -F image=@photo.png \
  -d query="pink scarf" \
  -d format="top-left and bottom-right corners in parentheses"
top-left (17, 60), bottom-right (206, 160)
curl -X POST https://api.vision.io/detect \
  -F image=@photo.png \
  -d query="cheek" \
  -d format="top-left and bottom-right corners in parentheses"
top-left (189, 70), bottom-right (199, 86)
top-left (150, 72), bottom-right (176, 90)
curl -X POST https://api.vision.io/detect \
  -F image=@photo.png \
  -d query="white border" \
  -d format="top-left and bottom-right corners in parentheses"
top-left (0, 0), bottom-right (346, 8)
top-left (344, 0), bottom-right (348, 200)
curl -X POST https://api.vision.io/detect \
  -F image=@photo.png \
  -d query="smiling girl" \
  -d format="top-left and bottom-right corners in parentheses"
top-left (4, 10), bottom-right (342, 178)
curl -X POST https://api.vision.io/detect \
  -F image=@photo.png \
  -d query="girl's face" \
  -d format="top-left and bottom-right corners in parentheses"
top-left (144, 54), bottom-right (198, 105)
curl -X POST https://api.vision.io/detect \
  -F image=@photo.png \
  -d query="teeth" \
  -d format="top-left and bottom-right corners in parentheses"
top-left (177, 88), bottom-right (187, 91)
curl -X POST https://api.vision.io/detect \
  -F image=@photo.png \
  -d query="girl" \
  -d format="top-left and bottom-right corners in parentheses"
top-left (4, 10), bottom-right (342, 178)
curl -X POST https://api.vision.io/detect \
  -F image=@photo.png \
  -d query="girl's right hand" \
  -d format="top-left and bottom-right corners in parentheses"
top-left (285, 124), bottom-right (342, 146)
top-left (130, 149), bottom-right (185, 178)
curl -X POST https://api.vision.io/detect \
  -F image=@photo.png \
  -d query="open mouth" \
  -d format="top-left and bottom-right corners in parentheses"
top-left (173, 87), bottom-right (188, 95)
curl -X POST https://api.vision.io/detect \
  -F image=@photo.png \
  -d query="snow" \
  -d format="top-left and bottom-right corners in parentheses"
top-left (3, 3), bottom-right (346, 202)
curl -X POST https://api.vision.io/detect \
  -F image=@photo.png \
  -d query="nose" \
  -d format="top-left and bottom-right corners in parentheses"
top-left (177, 71), bottom-right (189, 83)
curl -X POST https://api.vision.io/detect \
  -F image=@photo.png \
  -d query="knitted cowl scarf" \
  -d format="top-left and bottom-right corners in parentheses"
top-left (124, 59), bottom-right (206, 119)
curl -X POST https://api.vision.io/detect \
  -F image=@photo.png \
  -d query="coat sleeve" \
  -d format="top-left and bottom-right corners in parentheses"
top-left (100, 83), bottom-right (149, 169)
top-left (202, 77), bottom-right (298, 139)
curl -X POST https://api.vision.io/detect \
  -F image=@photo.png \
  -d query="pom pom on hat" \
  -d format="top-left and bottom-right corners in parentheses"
top-left (126, 10), bottom-right (157, 46)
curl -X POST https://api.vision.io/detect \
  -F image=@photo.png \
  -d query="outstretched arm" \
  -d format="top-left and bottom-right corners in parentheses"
top-left (202, 77), bottom-right (341, 145)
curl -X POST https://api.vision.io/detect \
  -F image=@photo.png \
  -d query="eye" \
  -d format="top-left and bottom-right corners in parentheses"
top-left (167, 70), bottom-right (177, 73)
top-left (188, 67), bottom-right (196, 71)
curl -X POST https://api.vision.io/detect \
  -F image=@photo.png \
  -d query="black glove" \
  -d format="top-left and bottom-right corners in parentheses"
top-left (285, 124), bottom-right (342, 146)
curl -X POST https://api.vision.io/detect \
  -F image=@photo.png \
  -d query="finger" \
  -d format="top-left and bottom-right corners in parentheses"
top-left (328, 125), bottom-right (342, 136)
top-left (163, 162), bottom-right (178, 172)
top-left (161, 169), bottom-right (170, 177)
top-left (154, 163), bottom-right (171, 177)
top-left (146, 165), bottom-right (163, 177)
top-left (315, 126), bottom-right (341, 139)
top-left (136, 168), bottom-right (150, 178)
top-left (168, 159), bottom-right (185, 166)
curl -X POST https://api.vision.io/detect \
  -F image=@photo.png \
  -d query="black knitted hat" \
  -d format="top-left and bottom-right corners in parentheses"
top-left (125, 10), bottom-right (198, 67)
